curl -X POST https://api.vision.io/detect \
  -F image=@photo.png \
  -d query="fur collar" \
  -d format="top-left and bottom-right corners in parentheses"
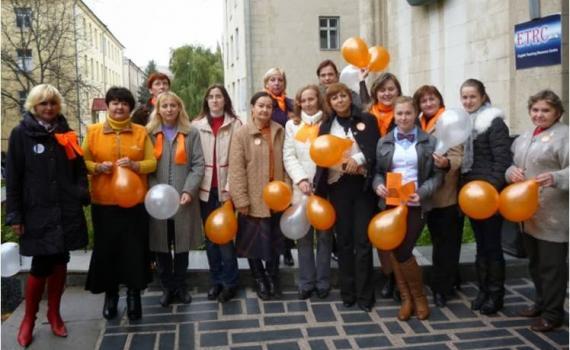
top-left (472, 107), bottom-right (504, 135)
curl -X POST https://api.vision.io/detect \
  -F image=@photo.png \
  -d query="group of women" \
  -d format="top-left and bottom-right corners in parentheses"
top-left (5, 63), bottom-right (567, 347)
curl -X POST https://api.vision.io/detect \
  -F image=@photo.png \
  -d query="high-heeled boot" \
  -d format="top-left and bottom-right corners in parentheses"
top-left (265, 257), bottom-right (281, 297)
top-left (471, 257), bottom-right (489, 310)
top-left (17, 274), bottom-right (46, 347)
top-left (127, 289), bottom-right (142, 321)
top-left (248, 259), bottom-right (270, 300)
top-left (400, 257), bottom-right (430, 320)
top-left (390, 254), bottom-right (413, 321)
top-left (46, 264), bottom-right (68, 337)
top-left (480, 260), bottom-right (505, 314)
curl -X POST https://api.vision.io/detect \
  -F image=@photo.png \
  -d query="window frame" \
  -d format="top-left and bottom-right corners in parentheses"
top-left (16, 48), bottom-right (33, 72)
top-left (319, 16), bottom-right (340, 51)
top-left (15, 7), bottom-right (32, 29)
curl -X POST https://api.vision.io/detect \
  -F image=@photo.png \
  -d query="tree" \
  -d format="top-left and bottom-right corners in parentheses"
top-left (136, 60), bottom-right (157, 105)
top-left (169, 45), bottom-right (223, 118)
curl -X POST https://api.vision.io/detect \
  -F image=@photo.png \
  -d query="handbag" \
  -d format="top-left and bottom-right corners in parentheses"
top-left (501, 219), bottom-right (527, 258)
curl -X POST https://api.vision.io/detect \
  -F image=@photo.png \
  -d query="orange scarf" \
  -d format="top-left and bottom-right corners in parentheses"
top-left (294, 123), bottom-right (320, 143)
top-left (420, 107), bottom-right (445, 133)
top-left (54, 131), bottom-right (83, 159)
top-left (150, 97), bottom-right (157, 106)
top-left (369, 103), bottom-right (394, 137)
top-left (265, 89), bottom-right (287, 112)
top-left (153, 132), bottom-right (187, 165)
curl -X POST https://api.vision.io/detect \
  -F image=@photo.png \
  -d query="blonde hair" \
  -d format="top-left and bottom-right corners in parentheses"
top-left (393, 96), bottom-right (417, 114)
top-left (146, 92), bottom-right (191, 133)
top-left (24, 84), bottom-right (65, 115)
top-left (263, 67), bottom-right (287, 90)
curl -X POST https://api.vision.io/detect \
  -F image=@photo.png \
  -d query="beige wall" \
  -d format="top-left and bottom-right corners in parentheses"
top-left (377, 0), bottom-right (568, 135)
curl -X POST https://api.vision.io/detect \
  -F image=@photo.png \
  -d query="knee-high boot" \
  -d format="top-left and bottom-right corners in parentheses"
top-left (480, 260), bottom-right (505, 314)
top-left (390, 254), bottom-right (413, 321)
top-left (46, 264), bottom-right (68, 337)
top-left (248, 259), bottom-right (270, 300)
top-left (400, 257), bottom-right (430, 320)
top-left (265, 257), bottom-right (281, 297)
top-left (17, 274), bottom-right (46, 347)
top-left (471, 257), bottom-right (489, 310)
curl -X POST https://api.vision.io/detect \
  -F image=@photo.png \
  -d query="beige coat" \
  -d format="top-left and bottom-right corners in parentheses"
top-left (192, 114), bottom-right (243, 202)
top-left (148, 124), bottom-right (205, 253)
top-left (229, 120), bottom-right (286, 218)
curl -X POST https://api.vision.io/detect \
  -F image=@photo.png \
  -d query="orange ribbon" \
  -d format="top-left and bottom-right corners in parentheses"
top-left (420, 107), bottom-right (445, 133)
top-left (265, 89), bottom-right (287, 112)
top-left (54, 131), bottom-right (83, 159)
top-left (370, 103), bottom-right (394, 137)
top-left (294, 124), bottom-right (320, 143)
top-left (153, 132), bottom-right (187, 165)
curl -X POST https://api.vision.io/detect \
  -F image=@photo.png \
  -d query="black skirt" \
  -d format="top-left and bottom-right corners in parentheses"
top-left (85, 204), bottom-right (152, 293)
top-left (235, 213), bottom-right (284, 261)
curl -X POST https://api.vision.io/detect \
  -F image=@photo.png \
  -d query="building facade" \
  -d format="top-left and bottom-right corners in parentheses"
top-left (122, 57), bottom-right (145, 101)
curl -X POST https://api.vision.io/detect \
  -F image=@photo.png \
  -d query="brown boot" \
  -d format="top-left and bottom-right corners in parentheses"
top-left (390, 254), bottom-right (413, 321)
top-left (400, 257), bottom-right (430, 320)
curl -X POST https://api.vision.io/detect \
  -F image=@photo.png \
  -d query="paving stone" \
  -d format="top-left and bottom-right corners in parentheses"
top-left (427, 307), bottom-right (449, 321)
top-left (308, 339), bottom-right (329, 350)
top-left (454, 328), bottom-right (511, 340)
top-left (491, 319), bottom-right (534, 328)
top-left (353, 335), bottom-right (392, 348)
top-left (459, 286), bottom-right (479, 298)
top-left (343, 323), bottom-right (382, 335)
top-left (142, 305), bottom-right (173, 315)
top-left (512, 287), bottom-right (535, 300)
top-left (377, 307), bottom-right (399, 318)
top-left (407, 318), bottom-right (430, 333)
top-left (514, 328), bottom-right (560, 350)
top-left (99, 335), bottom-right (127, 350)
top-left (384, 321), bottom-right (405, 334)
top-left (130, 333), bottom-right (155, 350)
top-left (135, 312), bottom-right (217, 324)
top-left (264, 314), bottom-right (306, 325)
top-left (453, 336), bottom-right (524, 349)
top-left (306, 326), bottom-right (338, 337)
top-left (176, 302), bottom-right (219, 313)
top-left (198, 319), bottom-right (259, 331)
top-left (504, 296), bottom-right (529, 304)
top-left (232, 329), bottom-right (303, 343)
top-left (158, 333), bottom-right (175, 350)
top-left (245, 298), bottom-right (260, 314)
top-left (543, 328), bottom-right (570, 346)
top-left (404, 334), bottom-right (450, 344)
top-left (311, 304), bottom-right (336, 322)
top-left (404, 344), bottom-right (451, 350)
top-left (200, 331), bottom-right (228, 347)
top-left (105, 324), bottom-right (176, 334)
top-left (267, 341), bottom-right (300, 350)
top-left (333, 339), bottom-right (352, 349)
top-left (230, 346), bottom-right (262, 350)
top-left (340, 312), bottom-right (372, 323)
top-left (178, 323), bottom-right (194, 349)
top-left (446, 302), bottom-right (477, 318)
top-left (222, 300), bottom-right (243, 315)
top-left (430, 320), bottom-right (485, 330)
top-left (287, 301), bottom-right (308, 312)
top-left (508, 278), bottom-right (531, 286)
top-left (263, 302), bottom-right (285, 313)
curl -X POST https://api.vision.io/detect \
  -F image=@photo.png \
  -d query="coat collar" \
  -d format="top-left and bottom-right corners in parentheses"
top-left (382, 127), bottom-right (430, 144)
top-left (151, 122), bottom-right (191, 136)
top-left (193, 113), bottom-right (238, 132)
top-left (246, 119), bottom-right (282, 139)
top-left (22, 112), bottom-right (71, 137)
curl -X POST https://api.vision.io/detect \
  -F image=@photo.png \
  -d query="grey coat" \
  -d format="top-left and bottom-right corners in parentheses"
top-left (148, 124), bottom-right (205, 253)
top-left (372, 128), bottom-right (443, 213)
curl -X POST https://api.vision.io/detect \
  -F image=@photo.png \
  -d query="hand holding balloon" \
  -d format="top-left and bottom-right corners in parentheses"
top-left (507, 167), bottom-right (525, 183)
top-left (535, 172), bottom-right (554, 187)
top-left (432, 153), bottom-right (449, 169)
top-left (180, 192), bottom-right (192, 205)
top-left (298, 180), bottom-right (312, 195)
top-left (343, 158), bottom-right (359, 174)
top-left (96, 161), bottom-right (113, 174)
top-left (358, 68), bottom-right (370, 81)
top-left (116, 157), bottom-right (139, 172)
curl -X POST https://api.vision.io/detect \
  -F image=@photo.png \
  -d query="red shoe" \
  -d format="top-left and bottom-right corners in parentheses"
top-left (17, 274), bottom-right (46, 347)
top-left (47, 264), bottom-right (68, 337)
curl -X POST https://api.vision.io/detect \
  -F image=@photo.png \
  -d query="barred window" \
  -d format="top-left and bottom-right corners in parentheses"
top-left (319, 16), bottom-right (339, 50)
top-left (17, 48), bottom-right (32, 72)
top-left (15, 8), bottom-right (32, 29)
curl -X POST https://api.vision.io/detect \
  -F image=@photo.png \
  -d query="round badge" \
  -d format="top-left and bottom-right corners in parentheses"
top-left (541, 133), bottom-right (552, 143)
top-left (254, 138), bottom-right (261, 145)
top-left (33, 144), bottom-right (45, 154)
top-left (356, 122), bottom-right (366, 131)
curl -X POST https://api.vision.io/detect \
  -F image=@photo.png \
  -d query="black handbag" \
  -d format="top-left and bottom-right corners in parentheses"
top-left (501, 219), bottom-right (527, 258)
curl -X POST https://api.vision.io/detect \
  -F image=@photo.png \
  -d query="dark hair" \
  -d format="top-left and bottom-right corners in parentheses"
top-left (369, 72), bottom-right (402, 105)
top-left (146, 72), bottom-right (171, 89)
top-left (196, 84), bottom-right (238, 119)
top-left (460, 78), bottom-right (491, 104)
top-left (325, 83), bottom-right (352, 106)
top-left (250, 91), bottom-right (272, 106)
top-left (528, 89), bottom-right (565, 117)
top-left (105, 86), bottom-right (135, 111)
top-left (412, 85), bottom-right (445, 114)
top-left (293, 84), bottom-right (329, 119)
top-left (316, 59), bottom-right (339, 77)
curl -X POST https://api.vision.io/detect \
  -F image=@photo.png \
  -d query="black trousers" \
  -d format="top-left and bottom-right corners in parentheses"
top-left (393, 206), bottom-right (425, 263)
top-left (329, 175), bottom-right (376, 307)
top-left (470, 214), bottom-right (504, 262)
top-left (155, 220), bottom-right (189, 291)
top-left (522, 233), bottom-right (568, 324)
top-left (30, 252), bottom-right (70, 277)
top-left (427, 204), bottom-right (463, 293)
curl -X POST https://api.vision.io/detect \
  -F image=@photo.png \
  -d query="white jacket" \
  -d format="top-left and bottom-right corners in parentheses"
top-left (283, 111), bottom-right (324, 204)
top-left (192, 114), bottom-right (243, 202)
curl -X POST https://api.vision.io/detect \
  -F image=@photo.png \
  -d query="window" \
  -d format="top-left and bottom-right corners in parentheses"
top-left (18, 91), bottom-right (28, 113)
top-left (15, 8), bottom-right (32, 29)
top-left (17, 48), bottom-right (32, 71)
top-left (235, 28), bottom-right (239, 60)
top-left (90, 58), bottom-right (94, 79)
top-left (319, 16), bottom-right (339, 50)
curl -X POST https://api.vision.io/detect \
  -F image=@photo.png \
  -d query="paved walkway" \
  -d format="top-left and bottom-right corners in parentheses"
top-left (1, 276), bottom-right (568, 350)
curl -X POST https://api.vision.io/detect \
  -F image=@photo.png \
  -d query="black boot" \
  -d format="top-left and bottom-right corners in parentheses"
top-left (480, 260), bottom-right (505, 314)
top-left (266, 257), bottom-right (282, 297)
top-left (471, 258), bottom-right (489, 311)
top-left (126, 289), bottom-right (142, 321)
top-left (103, 288), bottom-right (119, 320)
top-left (380, 273), bottom-right (395, 299)
top-left (248, 259), bottom-right (270, 300)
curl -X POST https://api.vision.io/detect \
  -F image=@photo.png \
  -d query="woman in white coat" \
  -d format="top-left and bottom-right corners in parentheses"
top-left (283, 85), bottom-right (332, 299)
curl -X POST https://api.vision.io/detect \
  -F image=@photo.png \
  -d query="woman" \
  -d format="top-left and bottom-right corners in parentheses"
top-left (6, 84), bottom-right (89, 347)
top-left (313, 83), bottom-right (379, 312)
top-left (229, 91), bottom-right (287, 300)
top-left (459, 78), bottom-right (512, 314)
top-left (83, 87), bottom-right (157, 321)
top-left (192, 84), bottom-right (241, 303)
top-left (506, 90), bottom-right (568, 332)
top-left (373, 96), bottom-right (442, 321)
top-left (147, 92), bottom-right (205, 307)
top-left (263, 67), bottom-right (295, 265)
top-left (413, 85), bottom-right (464, 307)
top-left (131, 72), bottom-right (171, 126)
top-left (283, 85), bottom-right (332, 300)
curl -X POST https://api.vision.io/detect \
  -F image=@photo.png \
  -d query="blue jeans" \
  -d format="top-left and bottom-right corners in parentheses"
top-left (200, 191), bottom-right (239, 288)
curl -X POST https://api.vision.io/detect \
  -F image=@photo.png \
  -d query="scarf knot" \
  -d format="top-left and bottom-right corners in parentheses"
top-left (153, 132), bottom-right (187, 165)
top-left (54, 131), bottom-right (83, 159)
top-left (370, 103), bottom-right (394, 136)
top-left (266, 89), bottom-right (287, 112)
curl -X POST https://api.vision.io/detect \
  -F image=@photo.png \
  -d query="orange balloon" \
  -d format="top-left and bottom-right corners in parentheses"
top-left (112, 165), bottom-right (145, 208)
top-left (368, 46), bottom-right (390, 72)
top-left (458, 181), bottom-right (499, 219)
top-left (262, 181), bottom-right (292, 212)
top-left (306, 195), bottom-right (336, 230)
top-left (368, 205), bottom-right (408, 250)
top-left (309, 135), bottom-right (353, 168)
top-left (341, 37), bottom-right (370, 68)
top-left (499, 180), bottom-right (539, 222)
top-left (205, 201), bottom-right (238, 244)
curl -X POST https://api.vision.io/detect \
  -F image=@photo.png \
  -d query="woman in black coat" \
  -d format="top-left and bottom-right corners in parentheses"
top-left (313, 83), bottom-right (380, 312)
top-left (6, 84), bottom-right (89, 347)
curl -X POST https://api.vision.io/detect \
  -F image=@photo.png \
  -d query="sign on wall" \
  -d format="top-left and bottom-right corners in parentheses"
top-left (514, 14), bottom-right (562, 70)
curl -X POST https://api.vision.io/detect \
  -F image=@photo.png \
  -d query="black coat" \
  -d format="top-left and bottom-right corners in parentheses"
top-left (6, 112), bottom-right (89, 256)
top-left (314, 105), bottom-right (380, 195)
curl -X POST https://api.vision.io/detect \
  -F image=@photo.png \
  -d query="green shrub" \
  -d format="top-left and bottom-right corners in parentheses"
top-left (416, 217), bottom-right (475, 246)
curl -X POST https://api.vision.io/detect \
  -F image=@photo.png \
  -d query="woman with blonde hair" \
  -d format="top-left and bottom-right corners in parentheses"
top-left (147, 91), bottom-right (205, 307)
top-left (7, 84), bottom-right (89, 347)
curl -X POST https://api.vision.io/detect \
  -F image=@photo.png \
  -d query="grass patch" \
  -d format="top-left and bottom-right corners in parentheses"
top-left (416, 216), bottom-right (475, 246)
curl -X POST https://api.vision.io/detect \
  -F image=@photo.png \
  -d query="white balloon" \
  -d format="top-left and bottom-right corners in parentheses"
top-left (144, 184), bottom-right (180, 220)
top-left (280, 195), bottom-right (311, 240)
top-left (433, 108), bottom-right (472, 154)
top-left (1, 242), bottom-right (20, 277)
top-left (339, 65), bottom-right (360, 93)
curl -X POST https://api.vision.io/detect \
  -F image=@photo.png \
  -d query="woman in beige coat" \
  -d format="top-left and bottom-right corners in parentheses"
top-left (147, 92), bottom-right (205, 307)
top-left (229, 91), bottom-right (286, 300)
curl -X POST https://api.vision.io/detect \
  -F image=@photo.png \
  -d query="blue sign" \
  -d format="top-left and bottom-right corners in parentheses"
top-left (514, 14), bottom-right (562, 70)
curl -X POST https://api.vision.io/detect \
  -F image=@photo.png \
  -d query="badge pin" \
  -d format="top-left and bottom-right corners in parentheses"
top-left (33, 144), bottom-right (45, 154)
top-left (356, 122), bottom-right (366, 131)
top-left (541, 135), bottom-right (551, 143)
top-left (254, 138), bottom-right (261, 145)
